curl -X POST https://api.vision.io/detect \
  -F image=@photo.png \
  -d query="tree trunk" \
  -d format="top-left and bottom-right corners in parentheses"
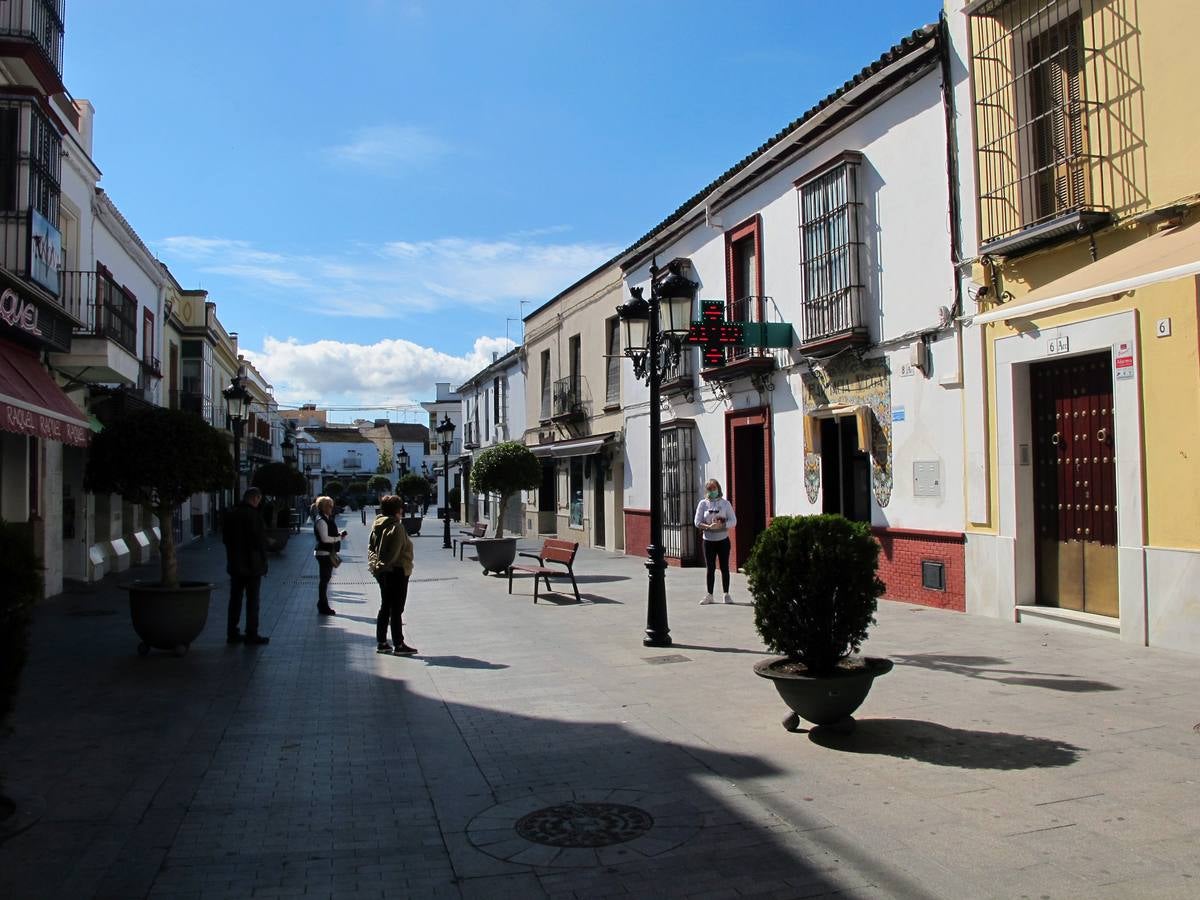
top-left (157, 502), bottom-right (179, 588)
top-left (493, 492), bottom-right (510, 538)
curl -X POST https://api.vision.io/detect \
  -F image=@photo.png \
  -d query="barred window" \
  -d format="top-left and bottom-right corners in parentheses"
top-left (605, 317), bottom-right (620, 405)
top-left (798, 153), bottom-right (863, 343)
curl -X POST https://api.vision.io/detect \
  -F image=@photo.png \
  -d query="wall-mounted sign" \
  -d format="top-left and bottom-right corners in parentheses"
top-left (892, 406), bottom-right (906, 422)
top-left (685, 299), bottom-right (794, 367)
top-left (0, 287), bottom-right (41, 336)
top-left (1113, 340), bottom-right (1136, 380)
top-left (29, 208), bottom-right (63, 295)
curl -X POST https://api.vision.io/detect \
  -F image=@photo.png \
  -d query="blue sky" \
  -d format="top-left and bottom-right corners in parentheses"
top-left (64, 0), bottom-right (939, 420)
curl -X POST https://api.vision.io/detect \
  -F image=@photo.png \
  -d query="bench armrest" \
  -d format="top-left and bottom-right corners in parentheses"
top-left (517, 551), bottom-right (544, 564)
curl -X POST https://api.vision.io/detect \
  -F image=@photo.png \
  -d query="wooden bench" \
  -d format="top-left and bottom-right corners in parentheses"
top-left (507, 539), bottom-right (581, 603)
top-left (454, 522), bottom-right (488, 559)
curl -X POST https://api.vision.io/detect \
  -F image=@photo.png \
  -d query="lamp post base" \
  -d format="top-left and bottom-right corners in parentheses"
top-left (643, 549), bottom-right (671, 647)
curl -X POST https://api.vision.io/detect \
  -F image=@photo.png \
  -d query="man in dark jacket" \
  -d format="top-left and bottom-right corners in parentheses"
top-left (223, 487), bottom-right (270, 645)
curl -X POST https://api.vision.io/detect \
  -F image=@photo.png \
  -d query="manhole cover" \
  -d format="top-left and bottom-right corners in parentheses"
top-left (466, 788), bottom-right (702, 868)
top-left (644, 654), bottom-right (691, 665)
top-left (515, 802), bottom-right (652, 848)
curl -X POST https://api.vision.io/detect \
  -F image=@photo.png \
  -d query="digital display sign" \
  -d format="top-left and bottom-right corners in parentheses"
top-left (686, 300), bottom-right (743, 366)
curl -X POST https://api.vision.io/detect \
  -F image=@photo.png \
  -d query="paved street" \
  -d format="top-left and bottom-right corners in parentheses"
top-left (1, 513), bottom-right (1198, 899)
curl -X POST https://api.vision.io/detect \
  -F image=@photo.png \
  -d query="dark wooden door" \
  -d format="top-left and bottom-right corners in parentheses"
top-left (1031, 353), bottom-right (1118, 616)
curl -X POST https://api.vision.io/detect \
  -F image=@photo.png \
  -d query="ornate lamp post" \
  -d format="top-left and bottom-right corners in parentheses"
top-left (397, 445), bottom-right (410, 477)
top-left (222, 375), bottom-right (252, 502)
top-left (436, 415), bottom-right (456, 549)
top-left (281, 431), bottom-right (296, 467)
top-left (616, 258), bottom-right (697, 647)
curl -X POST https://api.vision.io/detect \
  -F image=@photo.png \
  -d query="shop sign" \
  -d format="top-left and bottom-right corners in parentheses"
top-left (0, 399), bottom-right (89, 447)
top-left (0, 287), bottom-right (42, 336)
top-left (29, 209), bottom-right (63, 295)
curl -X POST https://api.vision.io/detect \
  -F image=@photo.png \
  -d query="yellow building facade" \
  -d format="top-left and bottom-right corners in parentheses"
top-left (952, 0), bottom-right (1200, 652)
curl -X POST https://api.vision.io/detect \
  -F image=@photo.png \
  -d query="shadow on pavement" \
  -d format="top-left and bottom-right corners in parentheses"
top-left (892, 653), bottom-right (1121, 693)
top-left (809, 718), bottom-right (1084, 769)
top-left (670, 642), bottom-right (763, 656)
top-left (418, 655), bottom-right (509, 670)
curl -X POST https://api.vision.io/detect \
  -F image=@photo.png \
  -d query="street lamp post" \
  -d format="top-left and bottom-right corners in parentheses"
top-left (396, 445), bottom-right (410, 512)
top-left (436, 415), bottom-right (456, 549)
top-left (616, 258), bottom-right (697, 647)
top-left (222, 375), bottom-right (252, 503)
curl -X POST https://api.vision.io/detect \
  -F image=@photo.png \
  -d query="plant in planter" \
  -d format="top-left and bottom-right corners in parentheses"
top-left (468, 441), bottom-right (539, 573)
top-left (252, 462), bottom-right (307, 550)
top-left (367, 475), bottom-right (392, 498)
top-left (84, 407), bottom-right (235, 656)
top-left (324, 480), bottom-right (345, 499)
top-left (744, 514), bottom-right (890, 732)
top-left (397, 472), bottom-right (430, 534)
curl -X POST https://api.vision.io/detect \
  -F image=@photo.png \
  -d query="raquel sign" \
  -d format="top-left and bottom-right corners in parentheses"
top-left (0, 288), bottom-right (42, 336)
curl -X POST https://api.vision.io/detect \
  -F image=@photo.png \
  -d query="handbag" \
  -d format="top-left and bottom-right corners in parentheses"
top-left (330, 551), bottom-right (341, 568)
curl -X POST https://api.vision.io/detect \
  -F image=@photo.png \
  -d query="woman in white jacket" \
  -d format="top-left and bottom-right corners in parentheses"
top-left (694, 478), bottom-right (737, 604)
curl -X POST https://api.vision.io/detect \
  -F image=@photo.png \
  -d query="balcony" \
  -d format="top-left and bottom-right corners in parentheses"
top-left (462, 420), bottom-right (480, 449)
top-left (661, 347), bottom-right (697, 397)
top-left (54, 271), bottom-right (140, 385)
top-left (248, 436), bottom-right (272, 461)
top-left (341, 456), bottom-right (363, 470)
top-left (551, 375), bottom-right (586, 422)
top-left (0, 98), bottom-right (62, 293)
top-left (0, 1), bottom-right (65, 94)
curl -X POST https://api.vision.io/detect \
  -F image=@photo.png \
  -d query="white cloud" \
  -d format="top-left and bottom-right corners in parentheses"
top-left (241, 335), bottom-right (514, 410)
top-left (158, 232), bottom-right (619, 318)
top-left (324, 124), bottom-right (451, 172)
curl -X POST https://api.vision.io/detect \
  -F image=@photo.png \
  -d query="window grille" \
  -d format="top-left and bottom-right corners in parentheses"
top-left (539, 349), bottom-right (551, 420)
top-left (661, 422), bottom-right (697, 564)
top-left (798, 156), bottom-right (864, 344)
top-left (605, 317), bottom-right (621, 405)
top-left (967, 0), bottom-right (1137, 248)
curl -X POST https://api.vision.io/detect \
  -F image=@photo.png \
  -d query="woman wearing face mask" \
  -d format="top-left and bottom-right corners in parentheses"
top-left (694, 478), bottom-right (737, 604)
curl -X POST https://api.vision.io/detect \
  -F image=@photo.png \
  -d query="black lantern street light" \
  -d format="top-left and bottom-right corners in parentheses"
top-left (222, 375), bottom-right (253, 502)
top-left (396, 445), bottom-right (410, 477)
top-left (436, 415), bottom-right (456, 549)
top-left (616, 258), bottom-right (697, 647)
top-left (281, 430), bottom-right (296, 467)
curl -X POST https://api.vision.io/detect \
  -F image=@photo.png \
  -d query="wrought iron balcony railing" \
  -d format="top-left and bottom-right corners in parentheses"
top-left (552, 375), bottom-right (585, 419)
top-left (462, 420), bottom-right (480, 449)
top-left (0, 0), bottom-right (65, 82)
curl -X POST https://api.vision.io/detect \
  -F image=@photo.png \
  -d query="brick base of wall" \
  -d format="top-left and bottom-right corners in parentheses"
top-left (872, 526), bottom-right (965, 611)
top-left (622, 508), bottom-right (689, 568)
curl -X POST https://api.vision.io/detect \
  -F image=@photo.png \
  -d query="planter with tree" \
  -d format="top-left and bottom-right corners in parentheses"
top-left (252, 462), bottom-right (307, 552)
top-left (84, 407), bottom-right (235, 657)
top-left (397, 472), bottom-right (430, 535)
top-left (367, 474), bottom-right (392, 508)
top-left (745, 514), bottom-right (891, 732)
top-left (468, 441), bottom-right (540, 574)
top-left (347, 480), bottom-right (368, 510)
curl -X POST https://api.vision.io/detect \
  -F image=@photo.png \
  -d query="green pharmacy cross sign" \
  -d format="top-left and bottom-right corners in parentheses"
top-left (685, 300), bottom-right (794, 367)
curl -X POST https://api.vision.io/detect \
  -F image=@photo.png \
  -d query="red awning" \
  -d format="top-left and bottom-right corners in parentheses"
top-left (0, 344), bottom-right (90, 447)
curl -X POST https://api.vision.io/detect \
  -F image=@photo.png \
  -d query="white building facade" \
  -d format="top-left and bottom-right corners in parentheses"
top-left (458, 348), bottom-right (525, 534)
top-left (620, 25), bottom-right (969, 608)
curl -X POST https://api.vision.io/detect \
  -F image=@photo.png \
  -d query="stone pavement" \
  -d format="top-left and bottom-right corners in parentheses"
top-left (1, 512), bottom-right (1197, 899)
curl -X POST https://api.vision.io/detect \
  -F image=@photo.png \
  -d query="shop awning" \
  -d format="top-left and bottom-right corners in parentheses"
top-left (529, 432), bottom-right (616, 459)
top-left (972, 218), bottom-right (1200, 325)
top-left (0, 345), bottom-right (90, 446)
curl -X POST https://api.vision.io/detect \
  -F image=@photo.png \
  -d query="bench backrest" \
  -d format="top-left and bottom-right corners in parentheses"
top-left (541, 539), bottom-right (579, 566)
top-left (472, 522), bottom-right (487, 537)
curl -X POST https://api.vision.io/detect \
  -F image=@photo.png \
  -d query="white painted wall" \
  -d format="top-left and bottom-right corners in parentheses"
top-left (623, 69), bottom-right (964, 534)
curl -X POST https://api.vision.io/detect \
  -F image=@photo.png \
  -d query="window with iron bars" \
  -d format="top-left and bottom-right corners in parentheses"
top-left (661, 422), bottom-right (697, 564)
top-left (798, 153), bottom-right (864, 345)
top-left (605, 316), bottom-right (620, 405)
top-left (967, 0), bottom-right (1136, 249)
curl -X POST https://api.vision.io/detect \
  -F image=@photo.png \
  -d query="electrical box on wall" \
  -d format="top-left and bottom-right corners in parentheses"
top-left (909, 340), bottom-right (929, 375)
top-left (913, 460), bottom-right (942, 497)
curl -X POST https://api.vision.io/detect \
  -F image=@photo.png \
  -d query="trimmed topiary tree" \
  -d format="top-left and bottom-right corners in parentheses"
top-left (744, 514), bottom-right (884, 675)
top-left (252, 462), bottom-right (307, 527)
top-left (324, 480), bottom-right (345, 498)
top-left (469, 441), bottom-right (540, 537)
top-left (84, 407), bottom-right (235, 589)
top-left (397, 472), bottom-right (429, 512)
top-left (367, 475), bottom-right (392, 496)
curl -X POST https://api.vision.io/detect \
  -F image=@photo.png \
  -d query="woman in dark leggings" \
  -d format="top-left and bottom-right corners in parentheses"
top-left (313, 495), bottom-right (346, 615)
top-left (694, 478), bottom-right (738, 604)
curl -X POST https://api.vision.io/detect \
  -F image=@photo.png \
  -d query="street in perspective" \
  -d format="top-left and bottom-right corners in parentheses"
top-left (3, 1), bottom-right (1200, 898)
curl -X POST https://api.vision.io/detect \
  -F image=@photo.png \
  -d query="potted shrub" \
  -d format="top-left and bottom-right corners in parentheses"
top-left (252, 462), bottom-right (307, 552)
top-left (324, 480), bottom-right (345, 500)
top-left (745, 514), bottom-right (891, 732)
top-left (367, 475), bottom-right (392, 500)
top-left (468, 441), bottom-right (540, 573)
top-left (397, 472), bottom-right (430, 535)
top-left (84, 407), bottom-right (235, 656)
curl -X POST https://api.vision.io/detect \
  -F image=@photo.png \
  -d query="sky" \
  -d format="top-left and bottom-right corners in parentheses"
top-left (63, 0), bottom-right (940, 422)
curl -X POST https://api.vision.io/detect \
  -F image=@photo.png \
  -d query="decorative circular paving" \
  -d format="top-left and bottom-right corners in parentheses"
top-left (515, 801), bottom-right (653, 848)
top-left (466, 788), bottom-right (702, 869)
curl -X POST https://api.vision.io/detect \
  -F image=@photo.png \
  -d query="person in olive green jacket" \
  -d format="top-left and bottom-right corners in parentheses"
top-left (370, 494), bottom-right (416, 655)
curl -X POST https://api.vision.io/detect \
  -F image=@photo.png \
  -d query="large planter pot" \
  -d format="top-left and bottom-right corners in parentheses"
top-left (472, 537), bottom-right (517, 575)
top-left (402, 516), bottom-right (423, 536)
top-left (754, 656), bottom-right (893, 732)
top-left (127, 581), bottom-right (213, 657)
top-left (265, 528), bottom-right (291, 553)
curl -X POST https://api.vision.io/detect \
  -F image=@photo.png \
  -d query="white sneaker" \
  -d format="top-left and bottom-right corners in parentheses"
top-left (700, 594), bottom-right (716, 605)
top-left (723, 593), bottom-right (734, 604)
